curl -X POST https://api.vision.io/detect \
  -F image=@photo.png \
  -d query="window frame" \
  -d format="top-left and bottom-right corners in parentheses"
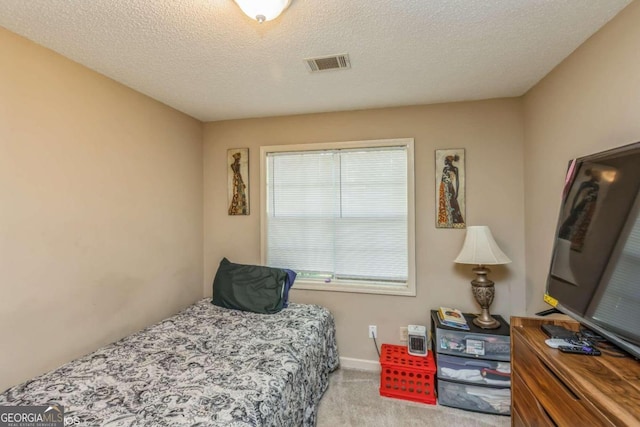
top-left (260, 138), bottom-right (416, 296)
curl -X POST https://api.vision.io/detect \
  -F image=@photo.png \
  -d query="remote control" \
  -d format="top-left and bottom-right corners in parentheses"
top-left (558, 345), bottom-right (601, 356)
top-left (545, 338), bottom-right (572, 349)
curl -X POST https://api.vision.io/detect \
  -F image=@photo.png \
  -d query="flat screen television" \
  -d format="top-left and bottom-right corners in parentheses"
top-left (544, 141), bottom-right (640, 359)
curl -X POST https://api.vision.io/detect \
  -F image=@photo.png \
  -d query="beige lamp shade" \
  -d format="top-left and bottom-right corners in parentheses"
top-left (454, 226), bottom-right (511, 265)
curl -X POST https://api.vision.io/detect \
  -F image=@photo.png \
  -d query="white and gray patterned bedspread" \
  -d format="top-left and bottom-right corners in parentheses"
top-left (0, 299), bottom-right (339, 426)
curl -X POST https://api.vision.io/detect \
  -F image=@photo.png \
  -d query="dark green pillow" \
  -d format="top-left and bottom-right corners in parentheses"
top-left (212, 258), bottom-right (286, 314)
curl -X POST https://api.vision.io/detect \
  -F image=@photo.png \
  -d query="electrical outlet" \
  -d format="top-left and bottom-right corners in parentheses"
top-left (400, 326), bottom-right (408, 342)
top-left (368, 325), bottom-right (377, 339)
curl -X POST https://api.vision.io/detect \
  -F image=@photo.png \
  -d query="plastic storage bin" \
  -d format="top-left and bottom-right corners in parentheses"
top-left (436, 353), bottom-right (511, 386)
top-left (434, 327), bottom-right (511, 361)
top-left (437, 379), bottom-right (511, 415)
top-left (379, 344), bottom-right (436, 404)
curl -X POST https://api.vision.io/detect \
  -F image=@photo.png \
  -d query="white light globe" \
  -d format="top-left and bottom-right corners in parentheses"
top-left (233, 0), bottom-right (292, 23)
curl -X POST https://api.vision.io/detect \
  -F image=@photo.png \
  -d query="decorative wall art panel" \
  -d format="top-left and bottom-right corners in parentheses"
top-left (228, 148), bottom-right (249, 215)
top-left (436, 148), bottom-right (465, 229)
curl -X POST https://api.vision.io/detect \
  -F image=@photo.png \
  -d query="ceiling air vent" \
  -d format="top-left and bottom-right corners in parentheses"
top-left (304, 54), bottom-right (351, 73)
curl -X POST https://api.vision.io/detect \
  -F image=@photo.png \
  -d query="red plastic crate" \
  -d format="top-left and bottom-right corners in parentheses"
top-left (379, 344), bottom-right (436, 404)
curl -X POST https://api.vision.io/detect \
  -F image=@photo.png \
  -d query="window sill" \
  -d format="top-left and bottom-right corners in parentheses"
top-left (292, 279), bottom-right (416, 296)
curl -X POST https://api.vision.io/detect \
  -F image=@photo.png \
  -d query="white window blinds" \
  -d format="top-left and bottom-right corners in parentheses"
top-left (265, 145), bottom-right (408, 284)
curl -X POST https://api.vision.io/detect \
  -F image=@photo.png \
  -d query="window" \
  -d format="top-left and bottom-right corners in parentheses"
top-left (260, 138), bottom-right (415, 296)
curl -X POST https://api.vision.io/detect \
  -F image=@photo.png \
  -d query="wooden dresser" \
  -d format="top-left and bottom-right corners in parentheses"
top-left (510, 316), bottom-right (640, 426)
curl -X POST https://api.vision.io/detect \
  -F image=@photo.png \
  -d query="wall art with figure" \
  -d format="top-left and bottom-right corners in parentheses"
top-left (435, 148), bottom-right (465, 229)
top-left (227, 148), bottom-right (249, 215)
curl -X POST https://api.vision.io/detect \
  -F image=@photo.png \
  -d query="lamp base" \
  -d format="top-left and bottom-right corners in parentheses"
top-left (472, 314), bottom-right (501, 329)
top-left (471, 265), bottom-right (501, 329)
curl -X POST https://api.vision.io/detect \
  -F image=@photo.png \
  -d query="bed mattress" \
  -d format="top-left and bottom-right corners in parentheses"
top-left (0, 299), bottom-right (339, 426)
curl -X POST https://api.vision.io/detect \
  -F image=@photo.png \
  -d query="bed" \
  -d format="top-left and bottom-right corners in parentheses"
top-left (0, 299), bottom-right (339, 426)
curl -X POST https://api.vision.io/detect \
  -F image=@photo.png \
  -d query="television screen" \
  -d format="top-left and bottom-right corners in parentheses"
top-left (545, 141), bottom-right (640, 358)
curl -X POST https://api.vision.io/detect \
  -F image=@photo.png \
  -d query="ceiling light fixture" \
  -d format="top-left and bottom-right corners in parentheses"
top-left (233, 0), bottom-right (292, 23)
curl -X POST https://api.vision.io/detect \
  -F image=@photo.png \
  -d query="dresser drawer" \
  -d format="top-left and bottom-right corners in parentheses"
top-left (512, 371), bottom-right (554, 427)
top-left (435, 328), bottom-right (510, 361)
top-left (436, 353), bottom-right (510, 386)
top-left (511, 407), bottom-right (526, 427)
top-left (437, 379), bottom-right (510, 415)
top-left (512, 333), bottom-right (606, 426)
top-left (430, 310), bottom-right (511, 362)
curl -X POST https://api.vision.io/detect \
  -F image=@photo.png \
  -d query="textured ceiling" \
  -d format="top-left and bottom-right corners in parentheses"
top-left (0, 0), bottom-right (632, 122)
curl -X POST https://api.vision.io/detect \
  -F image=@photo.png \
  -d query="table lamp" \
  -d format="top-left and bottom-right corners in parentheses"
top-left (454, 226), bottom-right (511, 329)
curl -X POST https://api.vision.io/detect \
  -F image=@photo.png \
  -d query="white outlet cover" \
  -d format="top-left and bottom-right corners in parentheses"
top-left (368, 325), bottom-right (377, 338)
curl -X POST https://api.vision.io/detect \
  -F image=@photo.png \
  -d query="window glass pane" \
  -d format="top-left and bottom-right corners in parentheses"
top-left (335, 218), bottom-right (407, 280)
top-left (267, 217), bottom-right (335, 273)
top-left (267, 151), bottom-right (337, 272)
top-left (269, 152), bottom-right (337, 217)
top-left (340, 149), bottom-right (407, 217)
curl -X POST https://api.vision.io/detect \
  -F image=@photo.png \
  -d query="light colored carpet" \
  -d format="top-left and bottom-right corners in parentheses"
top-left (317, 368), bottom-right (510, 427)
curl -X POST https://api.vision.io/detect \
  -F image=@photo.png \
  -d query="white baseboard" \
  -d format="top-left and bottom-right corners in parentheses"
top-left (339, 357), bottom-right (380, 372)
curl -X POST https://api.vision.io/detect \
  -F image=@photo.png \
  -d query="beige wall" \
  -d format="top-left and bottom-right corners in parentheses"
top-left (204, 100), bottom-right (526, 363)
top-left (0, 28), bottom-right (204, 390)
top-left (523, 0), bottom-right (640, 314)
